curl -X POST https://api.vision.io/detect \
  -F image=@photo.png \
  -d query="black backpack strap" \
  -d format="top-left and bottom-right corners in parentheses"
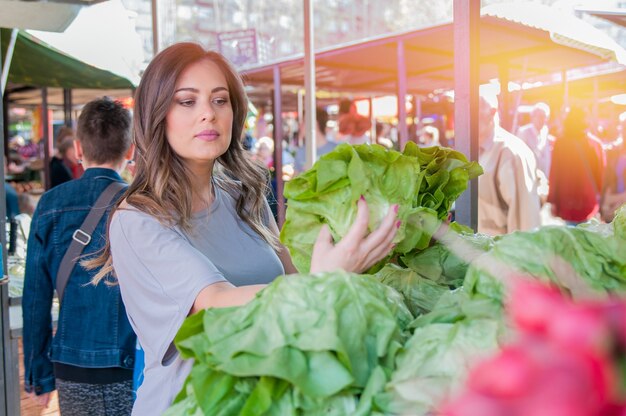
top-left (56, 181), bottom-right (126, 303)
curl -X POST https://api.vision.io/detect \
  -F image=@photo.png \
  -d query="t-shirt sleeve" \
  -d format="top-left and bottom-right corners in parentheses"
top-left (109, 209), bottom-right (227, 364)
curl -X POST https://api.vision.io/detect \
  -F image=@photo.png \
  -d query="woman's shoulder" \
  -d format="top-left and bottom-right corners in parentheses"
top-left (111, 202), bottom-right (173, 235)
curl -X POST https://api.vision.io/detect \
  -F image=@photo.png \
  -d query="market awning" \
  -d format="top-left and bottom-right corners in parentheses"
top-left (241, 3), bottom-right (626, 96)
top-left (0, 0), bottom-right (81, 32)
top-left (577, 7), bottom-right (626, 29)
top-left (1, 28), bottom-right (134, 89)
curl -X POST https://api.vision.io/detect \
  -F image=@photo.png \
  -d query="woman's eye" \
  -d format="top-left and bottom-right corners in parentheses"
top-left (213, 97), bottom-right (228, 106)
top-left (178, 99), bottom-right (195, 107)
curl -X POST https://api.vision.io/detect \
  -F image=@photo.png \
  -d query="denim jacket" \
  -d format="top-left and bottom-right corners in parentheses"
top-left (22, 168), bottom-right (136, 394)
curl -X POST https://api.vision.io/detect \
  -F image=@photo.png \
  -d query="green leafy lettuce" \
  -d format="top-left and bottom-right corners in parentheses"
top-left (375, 264), bottom-right (449, 317)
top-left (166, 272), bottom-right (413, 415)
top-left (373, 290), bottom-right (502, 415)
top-left (464, 222), bottom-right (626, 303)
top-left (280, 143), bottom-right (482, 272)
top-left (399, 222), bottom-right (494, 289)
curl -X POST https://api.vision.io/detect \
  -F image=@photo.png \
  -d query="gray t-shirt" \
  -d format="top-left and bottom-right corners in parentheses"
top-left (109, 185), bottom-right (284, 415)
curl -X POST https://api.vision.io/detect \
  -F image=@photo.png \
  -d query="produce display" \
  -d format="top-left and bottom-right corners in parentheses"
top-left (167, 144), bottom-right (626, 415)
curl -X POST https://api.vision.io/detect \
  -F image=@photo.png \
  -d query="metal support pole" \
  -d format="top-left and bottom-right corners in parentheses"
top-left (297, 89), bottom-right (304, 147)
top-left (0, 29), bottom-right (17, 96)
top-left (562, 69), bottom-right (569, 111)
top-left (304, 0), bottom-right (316, 170)
top-left (42, 88), bottom-right (52, 190)
top-left (453, 0), bottom-right (480, 232)
top-left (272, 67), bottom-right (285, 227)
top-left (151, 0), bottom-right (159, 55)
top-left (592, 77), bottom-right (599, 131)
top-left (63, 88), bottom-right (72, 127)
top-left (415, 95), bottom-right (422, 131)
top-left (368, 96), bottom-right (375, 144)
top-left (498, 63), bottom-right (511, 132)
top-left (397, 40), bottom-right (408, 150)
top-left (2, 94), bottom-right (8, 161)
top-left (0, 29), bottom-right (19, 416)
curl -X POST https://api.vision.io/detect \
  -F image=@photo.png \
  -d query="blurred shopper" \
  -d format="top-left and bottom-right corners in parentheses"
top-left (419, 125), bottom-right (441, 147)
top-left (602, 111), bottom-right (626, 220)
top-left (375, 122), bottom-right (394, 149)
top-left (337, 98), bottom-right (371, 145)
top-left (23, 97), bottom-right (137, 415)
top-left (477, 91), bottom-right (541, 235)
top-left (516, 102), bottom-right (552, 177)
top-left (57, 127), bottom-right (85, 179)
top-left (548, 107), bottom-right (605, 225)
top-left (49, 138), bottom-right (76, 189)
top-left (294, 106), bottom-right (337, 173)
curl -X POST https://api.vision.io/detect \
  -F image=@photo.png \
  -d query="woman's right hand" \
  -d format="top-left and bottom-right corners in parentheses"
top-left (309, 197), bottom-right (399, 274)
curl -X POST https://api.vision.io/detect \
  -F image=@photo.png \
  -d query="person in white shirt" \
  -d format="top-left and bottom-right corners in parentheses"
top-left (478, 92), bottom-right (542, 235)
top-left (516, 102), bottom-right (552, 178)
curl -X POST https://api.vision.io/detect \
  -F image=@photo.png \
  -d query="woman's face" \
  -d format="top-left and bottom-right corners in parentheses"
top-left (165, 58), bottom-right (233, 170)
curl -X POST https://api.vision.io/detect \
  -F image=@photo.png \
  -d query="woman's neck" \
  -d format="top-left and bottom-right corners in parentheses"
top-left (188, 161), bottom-right (215, 213)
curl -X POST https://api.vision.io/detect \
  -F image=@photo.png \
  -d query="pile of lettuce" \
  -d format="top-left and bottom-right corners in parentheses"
top-left (165, 272), bottom-right (412, 416)
top-left (280, 143), bottom-right (482, 272)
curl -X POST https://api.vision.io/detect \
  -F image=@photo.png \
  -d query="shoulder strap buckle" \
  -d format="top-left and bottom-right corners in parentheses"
top-left (72, 229), bottom-right (92, 246)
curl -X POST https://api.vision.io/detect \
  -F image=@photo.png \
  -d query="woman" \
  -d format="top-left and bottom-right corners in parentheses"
top-left (548, 106), bottom-right (605, 225)
top-left (87, 43), bottom-right (399, 415)
top-left (23, 97), bottom-right (137, 415)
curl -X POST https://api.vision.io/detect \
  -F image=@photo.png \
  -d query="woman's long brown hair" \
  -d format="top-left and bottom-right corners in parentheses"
top-left (86, 42), bottom-right (277, 285)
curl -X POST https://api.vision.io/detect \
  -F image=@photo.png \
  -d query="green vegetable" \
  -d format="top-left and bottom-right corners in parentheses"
top-left (375, 264), bottom-right (449, 317)
top-left (399, 222), bottom-right (494, 289)
top-left (280, 143), bottom-right (482, 273)
top-left (168, 272), bottom-right (412, 415)
top-left (374, 316), bottom-right (501, 415)
top-left (612, 204), bottom-right (626, 240)
top-left (464, 224), bottom-right (626, 303)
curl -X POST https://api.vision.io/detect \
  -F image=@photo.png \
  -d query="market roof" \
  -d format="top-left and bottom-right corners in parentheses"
top-left (518, 64), bottom-right (626, 105)
top-left (1, 28), bottom-right (135, 89)
top-left (241, 3), bottom-right (626, 96)
top-left (577, 7), bottom-right (626, 29)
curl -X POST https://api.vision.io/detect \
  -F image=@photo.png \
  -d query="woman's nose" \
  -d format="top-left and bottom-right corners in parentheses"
top-left (201, 103), bottom-right (216, 122)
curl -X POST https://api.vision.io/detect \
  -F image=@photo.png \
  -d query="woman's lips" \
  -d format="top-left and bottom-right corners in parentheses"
top-left (195, 130), bottom-right (220, 141)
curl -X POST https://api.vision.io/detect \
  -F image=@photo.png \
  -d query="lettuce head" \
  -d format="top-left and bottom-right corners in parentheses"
top-left (280, 143), bottom-right (482, 272)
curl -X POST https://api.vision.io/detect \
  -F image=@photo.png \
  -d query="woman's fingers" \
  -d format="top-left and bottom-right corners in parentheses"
top-left (341, 197), bottom-right (370, 245)
top-left (313, 224), bottom-right (334, 251)
top-left (309, 199), bottom-right (400, 274)
top-left (360, 204), bottom-right (399, 255)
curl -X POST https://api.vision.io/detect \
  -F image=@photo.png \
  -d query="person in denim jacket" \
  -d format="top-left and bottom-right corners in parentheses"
top-left (22, 97), bottom-right (137, 415)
